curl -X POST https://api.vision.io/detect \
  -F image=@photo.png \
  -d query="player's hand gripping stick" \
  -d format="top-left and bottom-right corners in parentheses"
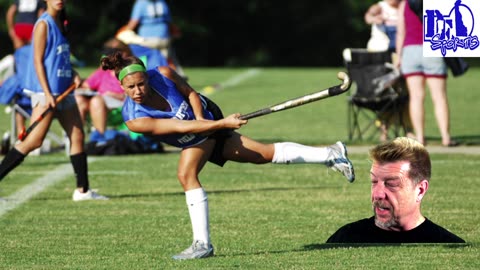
top-left (18, 83), bottom-right (77, 141)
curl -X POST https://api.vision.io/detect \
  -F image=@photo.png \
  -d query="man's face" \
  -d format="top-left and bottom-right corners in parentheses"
top-left (370, 160), bottom-right (425, 231)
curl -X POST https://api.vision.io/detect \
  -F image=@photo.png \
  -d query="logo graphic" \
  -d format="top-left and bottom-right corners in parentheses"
top-left (423, 0), bottom-right (480, 57)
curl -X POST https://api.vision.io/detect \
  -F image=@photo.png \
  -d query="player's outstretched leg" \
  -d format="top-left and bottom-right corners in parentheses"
top-left (271, 141), bottom-right (355, 182)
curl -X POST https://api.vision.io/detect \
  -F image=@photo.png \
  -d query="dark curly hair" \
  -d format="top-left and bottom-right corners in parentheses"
top-left (100, 51), bottom-right (145, 80)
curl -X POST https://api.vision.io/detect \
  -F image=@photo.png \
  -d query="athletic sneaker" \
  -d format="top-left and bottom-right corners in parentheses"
top-left (72, 189), bottom-right (109, 202)
top-left (326, 141), bottom-right (355, 183)
top-left (172, 240), bottom-right (214, 260)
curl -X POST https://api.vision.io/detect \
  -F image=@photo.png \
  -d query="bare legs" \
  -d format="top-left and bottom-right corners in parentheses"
top-left (427, 78), bottom-right (451, 146)
top-left (406, 75), bottom-right (451, 146)
top-left (75, 95), bottom-right (108, 135)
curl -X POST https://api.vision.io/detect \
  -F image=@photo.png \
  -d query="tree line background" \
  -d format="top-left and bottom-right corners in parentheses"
top-left (0, 0), bottom-right (382, 67)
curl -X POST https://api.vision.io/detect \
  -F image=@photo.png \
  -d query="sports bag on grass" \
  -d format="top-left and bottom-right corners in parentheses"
top-left (443, 57), bottom-right (469, 77)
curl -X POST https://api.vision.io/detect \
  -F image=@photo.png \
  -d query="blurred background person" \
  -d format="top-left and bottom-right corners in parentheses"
top-left (6, 0), bottom-right (46, 49)
top-left (75, 39), bottom-right (132, 144)
top-left (120, 0), bottom-right (186, 78)
top-left (364, 0), bottom-right (412, 142)
top-left (365, 0), bottom-right (401, 53)
top-left (396, 0), bottom-right (456, 146)
top-left (4, 0), bottom-right (46, 140)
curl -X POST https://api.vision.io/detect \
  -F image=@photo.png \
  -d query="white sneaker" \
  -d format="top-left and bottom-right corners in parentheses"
top-left (172, 240), bottom-right (214, 260)
top-left (72, 189), bottom-right (109, 202)
top-left (326, 141), bottom-right (355, 183)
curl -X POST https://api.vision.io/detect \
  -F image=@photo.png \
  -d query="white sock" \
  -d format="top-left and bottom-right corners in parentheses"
top-left (185, 188), bottom-right (210, 244)
top-left (272, 142), bottom-right (330, 164)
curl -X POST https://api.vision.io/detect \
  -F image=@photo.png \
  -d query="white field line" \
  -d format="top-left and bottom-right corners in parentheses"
top-left (220, 68), bottom-right (261, 89)
top-left (200, 68), bottom-right (262, 95)
top-left (0, 158), bottom-right (97, 218)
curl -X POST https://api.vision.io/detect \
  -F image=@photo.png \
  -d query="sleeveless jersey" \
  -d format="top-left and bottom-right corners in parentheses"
top-left (122, 69), bottom-right (215, 148)
top-left (403, 0), bottom-right (423, 46)
top-left (23, 12), bottom-right (72, 94)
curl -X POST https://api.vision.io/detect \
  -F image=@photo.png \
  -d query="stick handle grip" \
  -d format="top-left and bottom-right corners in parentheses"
top-left (238, 108), bottom-right (272, 120)
top-left (53, 83), bottom-right (77, 104)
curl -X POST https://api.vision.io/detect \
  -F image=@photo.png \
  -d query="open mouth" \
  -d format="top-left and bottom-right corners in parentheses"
top-left (375, 206), bottom-right (390, 215)
top-left (374, 201), bottom-right (391, 216)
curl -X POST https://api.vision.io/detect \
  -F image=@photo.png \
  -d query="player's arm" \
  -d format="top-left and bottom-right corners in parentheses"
top-left (6, 4), bottom-right (17, 39)
top-left (364, 4), bottom-right (383, 25)
top-left (158, 66), bottom-right (206, 120)
top-left (395, 1), bottom-right (406, 67)
top-left (124, 1), bottom-right (142, 31)
top-left (124, 19), bottom-right (139, 31)
top-left (125, 114), bottom-right (247, 136)
top-left (32, 20), bottom-right (55, 108)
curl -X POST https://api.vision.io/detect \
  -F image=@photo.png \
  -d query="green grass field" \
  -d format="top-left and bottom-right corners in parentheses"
top-left (0, 68), bottom-right (479, 269)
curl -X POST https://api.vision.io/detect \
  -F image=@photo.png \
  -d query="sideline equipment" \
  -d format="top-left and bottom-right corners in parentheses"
top-left (18, 83), bottom-right (77, 141)
top-left (239, 72), bottom-right (351, 120)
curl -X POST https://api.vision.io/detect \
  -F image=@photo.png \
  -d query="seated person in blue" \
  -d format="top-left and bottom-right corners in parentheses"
top-left (100, 51), bottom-right (355, 260)
top-left (327, 137), bottom-right (465, 243)
top-left (0, 44), bottom-right (32, 137)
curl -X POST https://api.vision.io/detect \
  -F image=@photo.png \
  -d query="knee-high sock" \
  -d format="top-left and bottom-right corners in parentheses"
top-left (0, 147), bottom-right (26, 180)
top-left (272, 142), bottom-right (330, 164)
top-left (70, 152), bottom-right (89, 192)
top-left (185, 188), bottom-right (210, 244)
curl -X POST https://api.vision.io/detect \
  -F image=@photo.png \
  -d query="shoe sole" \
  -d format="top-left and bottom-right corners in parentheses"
top-left (335, 141), bottom-right (355, 183)
top-left (172, 250), bottom-right (214, 260)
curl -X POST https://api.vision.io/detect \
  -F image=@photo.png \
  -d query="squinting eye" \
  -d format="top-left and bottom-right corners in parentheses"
top-left (386, 181), bottom-right (400, 188)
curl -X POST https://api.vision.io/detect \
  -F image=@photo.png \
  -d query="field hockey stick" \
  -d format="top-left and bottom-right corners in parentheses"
top-left (239, 71), bottom-right (351, 120)
top-left (18, 83), bottom-right (77, 141)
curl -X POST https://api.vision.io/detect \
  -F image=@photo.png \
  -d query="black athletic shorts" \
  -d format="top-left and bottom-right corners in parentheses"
top-left (201, 95), bottom-right (233, 167)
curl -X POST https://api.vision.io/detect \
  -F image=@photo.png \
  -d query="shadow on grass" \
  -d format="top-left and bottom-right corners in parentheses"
top-left (427, 135), bottom-right (480, 146)
top-left (303, 242), bottom-right (472, 250)
top-left (210, 243), bottom-right (472, 258)
top-left (30, 185), bottom-right (335, 201)
top-left (105, 185), bottom-right (333, 199)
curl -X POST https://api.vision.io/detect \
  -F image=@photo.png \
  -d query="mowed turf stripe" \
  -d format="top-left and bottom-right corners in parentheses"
top-left (0, 158), bottom-right (96, 218)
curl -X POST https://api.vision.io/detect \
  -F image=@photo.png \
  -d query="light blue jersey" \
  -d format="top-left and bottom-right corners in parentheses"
top-left (130, 0), bottom-right (171, 38)
top-left (122, 68), bottom-right (215, 148)
top-left (23, 12), bottom-right (72, 94)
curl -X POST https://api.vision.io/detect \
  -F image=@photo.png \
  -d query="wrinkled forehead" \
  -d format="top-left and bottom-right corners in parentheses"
top-left (371, 160), bottom-right (411, 178)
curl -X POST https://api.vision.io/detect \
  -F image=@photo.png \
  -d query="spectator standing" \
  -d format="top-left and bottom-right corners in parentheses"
top-left (123, 0), bottom-right (186, 77)
top-left (6, 0), bottom-right (46, 49)
top-left (365, 0), bottom-right (413, 142)
top-left (396, 0), bottom-right (456, 146)
top-left (365, 0), bottom-right (401, 52)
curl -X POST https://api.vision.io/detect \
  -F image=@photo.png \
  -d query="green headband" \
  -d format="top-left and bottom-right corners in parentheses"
top-left (118, 64), bottom-right (146, 81)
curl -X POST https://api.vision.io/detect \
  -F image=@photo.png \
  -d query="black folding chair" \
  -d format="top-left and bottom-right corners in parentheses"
top-left (343, 48), bottom-right (409, 141)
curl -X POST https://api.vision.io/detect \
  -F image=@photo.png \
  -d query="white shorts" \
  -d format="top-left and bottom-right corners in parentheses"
top-left (103, 95), bottom-right (124, 110)
top-left (401, 45), bottom-right (447, 78)
top-left (31, 93), bottom-right (77, 111)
